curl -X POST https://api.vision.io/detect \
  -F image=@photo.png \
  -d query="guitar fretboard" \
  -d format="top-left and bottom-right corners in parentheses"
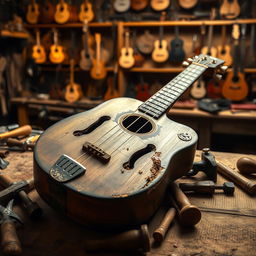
top-left (138, 63), bottom-right (206, 119)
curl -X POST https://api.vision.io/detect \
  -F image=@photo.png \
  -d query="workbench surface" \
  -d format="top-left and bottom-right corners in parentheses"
top-left (0, 150), bottom-right (255, 256)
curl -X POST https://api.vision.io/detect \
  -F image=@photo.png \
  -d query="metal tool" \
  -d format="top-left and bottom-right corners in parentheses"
top-left (0, 176), bottom-right (42, 219)
top-left (187, 148), bottom-right (217, 182)
top-left (179, 180), bottom-right (235, 195)
top-left (6, 135), bottom-right (40, 151)
top-left (0, 157), bottom-right (9, 170)
top-left (0, 200), bottom-right (22, 255)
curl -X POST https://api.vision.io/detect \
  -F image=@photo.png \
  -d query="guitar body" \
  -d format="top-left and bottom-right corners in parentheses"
top-left (222, 72), bottom-right (248, 101)
top-left (49, 45), bottom-right (65, 64)
top-left (207, 79), bottom-right (223, 99)
top-left (32, 45), bottom-right (46, 64)
top-left (152, 40), bottom-right (169, 63)
top-left (26, 2), bottom-right (39, 24)
top-left (190, 79), bottom-right (207, 99)
top-left (119, 48), bottom-right (135, 69)
top-left (150, 0), bottom-right (170, 11)
top-left (137, 31), bottom-right (155, 55)
top-left (34, 97), bottom-right (197, 228)
top-left (40, 1), bottom-right (55, 23)
top-left (178, 0), bottom-right (197, 9)
top-left (113, 0), bottom-right (131, 12)
top-left (131, 0), bottom-right (148, 11)
top-left (217, 45), bottom-right (232, 66)
top-left (220, 0), bottom-right (240, 19)
top-left (169, 38), bottom-right (185, 64)
top-left (55, 1), bottom-right (71, 24)
top-left (90, 59), bottom-right (107, 80)
top-left (79, 2), bottom-right (94, 22)
top-left (136, 83), bottom-right (151, 101)
top-left (64, 83), bottom-right (83, 103)
top-left (104, 77), bottom-right (120, 100)
top-left (79, 49), bottom-right (93, 70)
top-left (201, 46), bottom-right (218, 58)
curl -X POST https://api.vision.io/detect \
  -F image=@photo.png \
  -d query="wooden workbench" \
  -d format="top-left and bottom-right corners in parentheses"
top-left (0, 150), bottom-right (255, 256)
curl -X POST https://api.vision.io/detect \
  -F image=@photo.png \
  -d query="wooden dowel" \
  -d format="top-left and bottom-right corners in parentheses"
top-left (170, 182), bottom-right (201, 226)
top-left (217, 161), bottom-right (256, 195)
top-left (153, 207), bottom-right (176, 243)
top-left (0, 125), bottom-right (32, 140)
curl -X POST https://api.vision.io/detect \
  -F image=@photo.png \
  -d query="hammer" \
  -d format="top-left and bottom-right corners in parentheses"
top-left (0, 125), bottom-right (32, 141)
top-left (0, 175), bottom-right (42, 219)
top-left (0, 199), bottom-right (23, 255)
top-left (6, 135), bottom-right (40, 151)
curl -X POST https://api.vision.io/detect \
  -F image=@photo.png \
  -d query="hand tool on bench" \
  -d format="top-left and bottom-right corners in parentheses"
top-left (170, 182), bottom-right (201, 226)
top-left (179, 180), bottom-right (235, 195)
top-left (217, 161), bottom-right (256, 195)
top-left (187, 148), bottom-right (217, 182)
top-left (0, 150), bottom-right (9, 158)
top-left (6, 135), bottom-right (40, 151)
top-left (0, 125), bottom-right (32, 141)
top-left (0, 157), bottom-right (9, 170)
top-left (236, 157), bottom-right (256, 175)
top-left (153, 207), bottom-right (176, 243)
top-left (0, 175), bottom-right (42, 219)
top-left (84, 224), bottom-right (150, 253)
top-left (0, 199), bottom-right (22, 256)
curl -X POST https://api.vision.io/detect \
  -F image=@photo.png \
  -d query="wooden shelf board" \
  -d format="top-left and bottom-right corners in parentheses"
top-left (40, 66), bottom-right (114, 72)
top-left (123, 19), bottom-right (256, 27)
top-left (1, 30), bottom-right (29, 39)
top-left (25, 22), bottom-right (113, 29)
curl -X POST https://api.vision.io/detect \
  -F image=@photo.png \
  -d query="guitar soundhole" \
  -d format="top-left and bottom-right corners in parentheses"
top-left (121, 114), bottom-right (155, 134)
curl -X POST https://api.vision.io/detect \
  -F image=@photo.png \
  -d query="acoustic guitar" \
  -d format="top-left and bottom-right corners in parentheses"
top-left (79, 0), bottom-right (94, 22)
top-left (220, 0), bottom-right (240, 19)
top-left (113, 0), bottom-right (131, 13)
top-left (119, 31), bottom-right (135, 69)
top-left (103, 64), bottom-right (120, 100)
top-left (136, 75), bottom-right (151, 101)
top-left (131, 0), bottom-right (149, 11)
top-left (222, 24), bottom-right (248, 101)
top-left (32, 30), bottom-right (46, 64)
top-left (152, 15), bottom-right (169, 63)
top-left (201, 9), bottom-right (217, 57)
top-left (150, 0), bottom-right (170, 11)
top-left (178, 0), bottom-right (198, 9)
top-left (26, 0), bottom-right (39, 24)
top-left (90, 33), bottom-right (107, 80)
top-left (39, 0), bottom-right (55, 24)
top-left (79, 20), bottom-right (93, 70)
top-left (217, 26), bottom-right (232, 67)
top-left (64, 59), bottom-right (83, 103)
top-left (34, 54), bottom-right (225, 228)
top-left (169, 26), bottom-right (185, 64)
top-left (55, 0), bottom-right (71, 24)
top-left (190, 78), bottom-right (207, 100)
top-left (49, 29), bottom-right (65, 64)
top-left (132, 30), bottom-right (145, 67)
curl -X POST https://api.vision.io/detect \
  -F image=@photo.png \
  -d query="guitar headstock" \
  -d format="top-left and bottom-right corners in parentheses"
top-left (182, 54), bottom-right (227, 80)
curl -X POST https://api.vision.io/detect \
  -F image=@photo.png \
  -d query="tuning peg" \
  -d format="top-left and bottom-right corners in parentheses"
top-left (219, 65), bottom-right (228, 74)
top-left (182, 61), bottom-right (190, 67)
top-left (187, 58), bottom-right (193, 63)
top-left (215, 74), bottom-right (223, 81)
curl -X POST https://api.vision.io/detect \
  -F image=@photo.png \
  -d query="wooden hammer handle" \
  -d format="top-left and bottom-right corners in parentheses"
top-left (1, 220), bottom-right (22, 255)
top-left (217, 161), bottom-right (256, 195)
top-left (0, 125), bottom-right (32, 140)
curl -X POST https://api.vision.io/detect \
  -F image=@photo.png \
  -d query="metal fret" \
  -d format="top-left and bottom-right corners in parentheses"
top-left (138, 63), bottom-right (207, 119)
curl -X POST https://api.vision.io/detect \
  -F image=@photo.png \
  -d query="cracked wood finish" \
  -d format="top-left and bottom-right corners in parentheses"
top-left (34, 97), bottom-right (197, 228)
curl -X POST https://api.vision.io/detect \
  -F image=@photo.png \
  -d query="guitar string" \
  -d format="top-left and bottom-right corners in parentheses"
top-left (76, 59), bottom-right (207, 165)
top-left (76, 62), bottom-right (203, 165)
top-left (76, 64), bottom-right (197, 164)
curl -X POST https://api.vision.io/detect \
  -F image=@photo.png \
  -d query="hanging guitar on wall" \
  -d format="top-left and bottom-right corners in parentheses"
top-left (49, 29), bottom-right (65, 64)
top-left (55, 0), bottom-right (71, 24)
top-left (79, 0), bottom-right (94, 22)
top-left (39, 0), bottom-right (55, 24)
top-left (220, 0), bottom-right (240, 19)
top-left (150, 0), bottom-right (170, 11)
top-left (222, 24), bottom-right (248, 101)
top-left (34, 54), bottom-right (226, 228)
top-left (113, 0), bottom-right (131, 13)
top-left (26, 0), bottom-right (39, 24)
top-left (32, 30), bottom-right (46, 64)
top-left (178, 0), bottom-right (198, 9)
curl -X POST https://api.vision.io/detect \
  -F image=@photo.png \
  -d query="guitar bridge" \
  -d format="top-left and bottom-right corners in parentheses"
top-left (82, 142), bottom-right (111, 164)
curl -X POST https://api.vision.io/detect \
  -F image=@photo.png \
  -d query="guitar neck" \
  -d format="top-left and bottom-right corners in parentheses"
top-left (206, 25), bottom-right (213, 52)
top-left (159, 25), bottom-right (164, 43)
top-left (220, 26), bottom-right (227, 50)
top-left (95, 33), bottom-right (101, 63)
top-left (138, 63), bottom-right (206, 119)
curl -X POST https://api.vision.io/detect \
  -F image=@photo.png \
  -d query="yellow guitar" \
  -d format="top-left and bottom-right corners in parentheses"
top-left (26, 0), bottom-right (39, 24)
top-left (55, 0), bottom-right (71, 24)
top-left (119, 31), bottom-right (135, 69)
top-left (217, 26), bottom-right (232, 66)
top-left (32, 30), bottom-right (46, 64)
top-left (150, 0), bottom-right (170, 11)
top-left (49, 29), bottom-right (65, 64)
top-left (79, 0), bottom-right (94, 22)
top-left (90, 33), bottom-right (107, 80)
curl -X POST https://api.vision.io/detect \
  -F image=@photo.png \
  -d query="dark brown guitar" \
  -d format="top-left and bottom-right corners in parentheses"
top-left (34, 54), bottom-right (225, 228)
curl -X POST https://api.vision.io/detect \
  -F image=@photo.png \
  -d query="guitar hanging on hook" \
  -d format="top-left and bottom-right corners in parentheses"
top-left (34, 54), bottom-right (226, 228)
